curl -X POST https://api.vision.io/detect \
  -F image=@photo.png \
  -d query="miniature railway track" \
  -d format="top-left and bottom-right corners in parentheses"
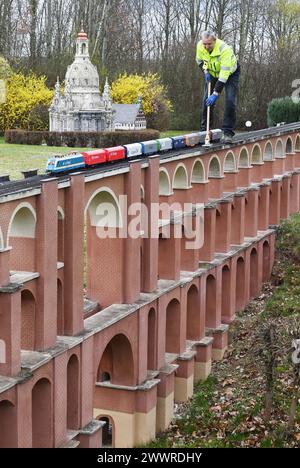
top-left (0, 122), bottom-right (299, 198)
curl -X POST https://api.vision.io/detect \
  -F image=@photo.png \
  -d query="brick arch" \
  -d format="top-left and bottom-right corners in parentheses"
top-left (250, 248), bottom-right (259, 298)
top-left (141, 185), bottom-right (145, 201)
top-left (263, 141), bottom-right (274, 161)
top-left (173, 164), bottom-right (189, 189)
top-left (0, 226), bottom-right (3, 250)
top-left (206, 274), bottom-right (217, 328)
top-left (67, 354), bottom-right (80, 430)
top-left (275, 139), bottom-right (284, 158)
top-left (191, 159), bottom-right (206, 183)
top-left (208, 156), bottom-right (222, 178)
top-left (296, 134), bottom-right (300, 151)
top-left (224, 151), bottom-right (236, 172)
top-left (221, 265), bottom-right (231, 321)
top-left (238, 147), bottom-right (250, 168)
top-left (236, 257), bottom-right (245, 312)
top-left (32, 378), bottom-right (53, 448)
top-left (85, 188), bottom-right (122, 229)
top-left (159, 168), bottom-right (172, 196)
top-left (97, 334), bottom-right (135, 387)
top-left (186, 284), bottom-right (202, 341)
top-left (21, 289), bottom-right (36, 351)
top-left (0, 400), bottom-right (18, 448)
top-left (57, 208), bottom-right (65, 263)
top-left (147, 307), bottom-right (157, 370)
top-left (166, 298), bottom-right (181, 354)
top-left (97, 415), bottom-right (115, 448)
top-left (251, 144), bottom-right (262, 164)
top-left (7, 202), bottom-right (36, 243)
top-left (286, 137), bottom-right (293, 154)
top-left (263, 240), bottom-right (271, 282)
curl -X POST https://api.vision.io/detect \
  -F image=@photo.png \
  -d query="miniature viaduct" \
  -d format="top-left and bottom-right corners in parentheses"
top-left (0, 123), bottom-right (300, 448)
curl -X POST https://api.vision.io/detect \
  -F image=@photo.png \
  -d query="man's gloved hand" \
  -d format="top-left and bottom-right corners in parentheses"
top-left (206, 92), bottom-right (219, 107)
top-left (204, 72), bottom-right (211, 83)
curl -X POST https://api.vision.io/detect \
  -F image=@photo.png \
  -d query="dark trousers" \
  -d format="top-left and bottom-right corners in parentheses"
top-left (201, 68), bottom-right (240, 137)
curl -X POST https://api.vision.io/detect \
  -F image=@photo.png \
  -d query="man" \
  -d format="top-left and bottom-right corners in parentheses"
top-left (196, 31), bottom-right (240, 144)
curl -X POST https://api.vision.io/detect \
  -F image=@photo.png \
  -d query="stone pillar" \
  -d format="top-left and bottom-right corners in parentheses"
top-left (269, 178), bottom-right (282, 226)
top-left (64, 174), bottom-right (84, 336)
top-left (0, 248), bottom-right (11, 287)
top-left (245, 188), bottom-right (259, 238)
top-left (231, 193), bottom-right (245, 245)
top-left (290, 171), bottom-right (300, 214)
top-left (237, 167), bottom-right (252, 188)
top-left (142, 157), bottom-right (159, 293)
top-left (174, 353), bottom-right (195, 403)
top-left (156, 366), bottom-right (176, 433)
top-left (198, 205), bottom-right (216, 262)
top-left (0, 284), bottom-right (22, 376)
top-left (280, 174), bottom-right (291, 221)
top-left (124, 161), bottom-right (142, 304)
top-left (36, 179), bottom-right (58, 350)
top-left (258, 182), bottom-right (271, 231)
top-left (221, 259), bottom-right (236, 325)
top-left (193, 337), bottom-right (213, 382)
top-left (158, 222), bottom-right (181, 281)
top-left (215, 200), bottom-right (232, 253)
top-left (285, 153), bottom-right (296, 172)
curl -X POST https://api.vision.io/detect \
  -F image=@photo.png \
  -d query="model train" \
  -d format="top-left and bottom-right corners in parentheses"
top-left (46, 129), bottom-right (223, 174)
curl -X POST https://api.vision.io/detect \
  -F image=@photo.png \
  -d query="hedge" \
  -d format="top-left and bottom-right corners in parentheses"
top-left (267, 97), bottom-right (300, 127)
top-left (4, 129), bottom-right (160, 147)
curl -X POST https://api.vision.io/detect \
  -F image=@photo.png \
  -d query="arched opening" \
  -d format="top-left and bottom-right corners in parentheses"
top-left (57, 209), bottom-right (64, 263)
top-left (101, 372), bottom-right (111, 382)
top-left (0, 227), bottom-right (4, 250)
top-left (57, 279), bottom-right (63, 335)
top-left (0, 400), bottom-right (17, 448)
top-left (224, 152), bottom-right (236, 172)
top-left (191, 160), bottom-right (205, 183)
top-left (222, 266), bottom-right (231, 319)
top-left (206, 275), bottom-right (216, 328)
top-left (296, 135), bottom-right (300, 151)
top-left (147, 308), bottom-right (156, 370)
top-left (32, 379), bottom-right (52, 448)
top-left (275, 140), bottom-right (284, 158)
top-left (264, 142), bottom-right (273, 161)
top-left (186, 285), bottom-right (201, 340)
top-left (251, 145), bottom-right (262, 164)
top-left (99, 416), bottom-right (114, 448)
top-left (8, 205), bottom-right (36, 272)
top-left (159, 170), bottom-right (171, 196)
top-left (236, 258), bottom-right (245, 312)
top-left (67, 355), bottom-right (80, 430)
top-left (97, 334), bottom-right (135, 386)
top-left (21, 290), bottom-right (36, 351)
top-left (208, 157), bottom-right (221, 178)
top-left (263, 241), bottom-right (271, 282)
top-left (239, 148), bottom-right (250, 168)
top-left (286, 138), bottom-right (293, 154)
top-left (81, 43), bottom-right (87, 55)
top-left (250, 248), bottom-right (259, 298)
top-left (165, 299), bottom-right (181, 354)
top-left (173, 165), bottom-right (189, 189)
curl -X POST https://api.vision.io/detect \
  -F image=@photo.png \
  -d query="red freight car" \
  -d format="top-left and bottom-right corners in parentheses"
top-left (105, 146), bottom-right (126, 163)
top-left (82, 149), bottom-right (107, 166)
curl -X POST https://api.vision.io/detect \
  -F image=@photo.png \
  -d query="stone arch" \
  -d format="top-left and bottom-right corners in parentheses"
top-left (0, 400), bottom-right (17, 448)
top-left (159, 169), bottom-right (172, 196)
top-left (275, 139), bottom-right (284, 158)
top-left (98, 415), bottom-right (115, 448)
top-left (186, 285), bottom-right (202, 340)
top-left (263, 142), bottom-right (274, 161)
top-left (238, 148), bottom-right (250, 168)
top-left (236, 257), bottom-right (245, 312)
top-left (208, 156), bottom-right (221, 178)
top-left (286, 137), bottom-right (293, 154)
top-left (296, 134), bottom-right (300, 151)
top-left (86, 188), bottom-right (122, 229)
top-left (206, 275), bottom-right (217, 328)
top-left (32, 378), bottom-right (53, 448)
top-left (21, 290), bottom-right (36, 351)
top-left (7, 203), bottom-right (37, 271)
top-left (141, 185), bottom-right (145, 201)
top-left (67, 354), bottom-right (80, 430)
top-left (191, 160), bottom-right (206, 183)
top-left (57, 208), bottom-right (65, 263)
top-left (263, 241), bottom-right (271, 282)
top-left (173, 164), bottom-right (189, 189)
top-left (222, 265), bottom-right (231, 320)
top-left (250, 248), bottom-right (259, 298)
top-left (166, 299), bottom-right (181, 354)
top-left (147, 308), bottom-right (156, 370)
top-left (251, 144), bottom-right (262, 164)
top-left (97, 334), bottom-right (135, 387)
top-left (224, 151), bottom-right (236, 172)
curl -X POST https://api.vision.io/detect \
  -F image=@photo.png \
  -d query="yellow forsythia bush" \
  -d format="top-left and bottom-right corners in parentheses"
top-left (0, 72), bottom-right (53, 131)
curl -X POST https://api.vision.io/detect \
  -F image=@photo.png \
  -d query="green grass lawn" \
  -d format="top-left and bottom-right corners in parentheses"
top-left (0, 131), bottom-right (193, 180)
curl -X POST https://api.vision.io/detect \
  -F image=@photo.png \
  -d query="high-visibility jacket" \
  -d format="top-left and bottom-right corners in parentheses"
top-left (196, 39), bottom-right (238, 93)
